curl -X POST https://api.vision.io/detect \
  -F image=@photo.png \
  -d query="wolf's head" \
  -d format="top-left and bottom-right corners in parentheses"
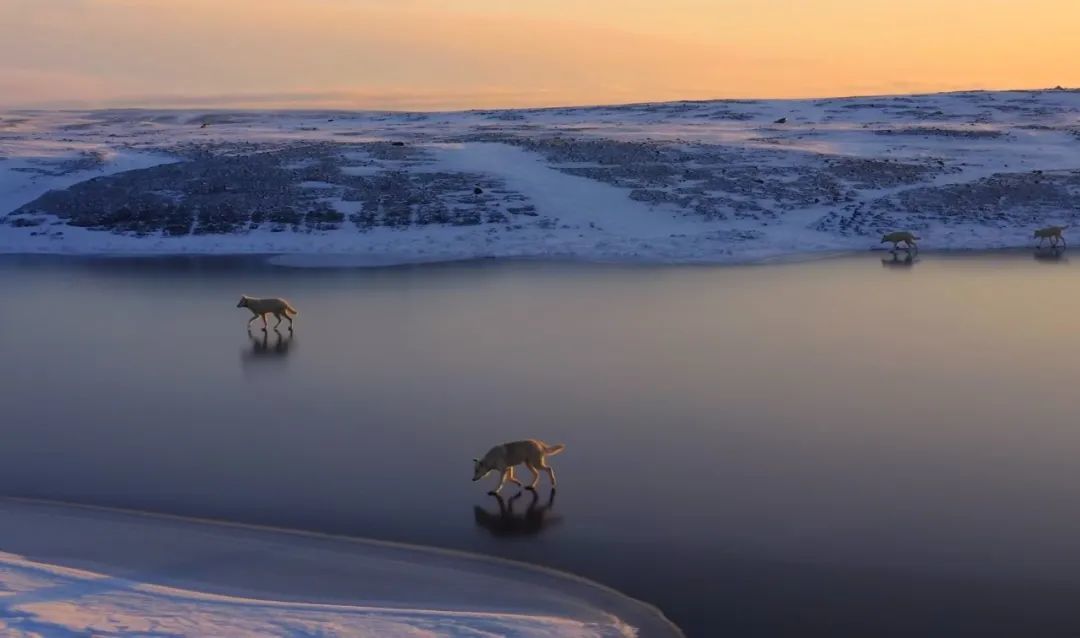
top-left (472, 458), bottom-right (493, 482)
top-left (236, 296), bottom-right (249, 308)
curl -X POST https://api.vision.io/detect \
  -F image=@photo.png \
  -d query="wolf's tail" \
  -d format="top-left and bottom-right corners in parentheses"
top-left (285, 303), bottom-right (299, 315)
top-left (543, 443), bottom-right (566, 456)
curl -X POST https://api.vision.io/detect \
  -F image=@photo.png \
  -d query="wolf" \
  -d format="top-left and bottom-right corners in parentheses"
top-left (236, 296), bottom-right (298, 330)
top-left (472, 439), bottom-right (565, 493)
top-left (881, 231), bottom-right (919, 251)
top-left (1034, 225), bottom-right (1067, 248)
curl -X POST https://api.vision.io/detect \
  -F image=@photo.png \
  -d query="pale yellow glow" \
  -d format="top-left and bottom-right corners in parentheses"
top-left (1, 0), bottom-right (1077, 109)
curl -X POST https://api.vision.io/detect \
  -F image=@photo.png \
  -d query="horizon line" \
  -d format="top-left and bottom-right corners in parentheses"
top-left (2, 85), bottom-right (1076, 115)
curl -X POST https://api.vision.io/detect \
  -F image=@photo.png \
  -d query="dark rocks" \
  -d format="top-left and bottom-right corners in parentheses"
top-left (874, 126), bottom-right (1005, 139)
top-left (8, 143), bottom-right (534, 236)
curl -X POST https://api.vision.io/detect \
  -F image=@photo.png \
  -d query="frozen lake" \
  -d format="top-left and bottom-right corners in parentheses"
top-left (4, 251), bottom-right (1080, 636)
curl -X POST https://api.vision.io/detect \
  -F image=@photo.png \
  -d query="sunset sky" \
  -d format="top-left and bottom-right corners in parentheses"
top-left (2, 0), bottom-right (1077, 109)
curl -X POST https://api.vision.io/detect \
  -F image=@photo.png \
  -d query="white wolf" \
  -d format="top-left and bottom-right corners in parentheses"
top-left (472, 439), bottom-right (566, 493)
top-left (236, 296), bottom-right (298, 330)
top-left (881, 231), bottom-right (919, 251)
top-left (1034, 225), bottom-right (1067, 248)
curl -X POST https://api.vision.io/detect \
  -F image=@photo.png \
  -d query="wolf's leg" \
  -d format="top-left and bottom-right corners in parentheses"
top-left (524, 462), bottom-right (540, 489)
top-left (261, 314), bottom-right (268, 331)
top-left (506, 467), bottom-right (523, 488)
top-left (490, 470), bottom-right (509, 494)
top-left (538, 458), bottom-right (557, 488)
top-left (273, 312), bottom-right (284, 328)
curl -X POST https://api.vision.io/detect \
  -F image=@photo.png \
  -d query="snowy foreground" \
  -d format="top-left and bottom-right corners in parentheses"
top-left (1, 89), bottom-right (1079, 264)
top-left (0, 499), bottom-right (679, 637)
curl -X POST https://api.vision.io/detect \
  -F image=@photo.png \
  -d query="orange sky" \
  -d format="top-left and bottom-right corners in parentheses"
top-left (1, 0), bottom-right (1077, 109)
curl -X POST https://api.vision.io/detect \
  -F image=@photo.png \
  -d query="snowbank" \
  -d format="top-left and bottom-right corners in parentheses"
top-left (0, 498), bottom-right (681, 637)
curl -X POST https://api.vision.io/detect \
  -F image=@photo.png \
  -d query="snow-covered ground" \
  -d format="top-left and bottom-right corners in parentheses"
top-left (1, 89), bottom-right (1079, 264)
top-left (0, 498), bottom-right (680, 637)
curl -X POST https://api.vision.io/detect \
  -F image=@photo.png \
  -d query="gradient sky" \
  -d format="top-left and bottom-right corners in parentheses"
top-left (2, 0), bottom-right (1077, 109)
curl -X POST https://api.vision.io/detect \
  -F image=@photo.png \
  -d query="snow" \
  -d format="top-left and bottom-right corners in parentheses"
top-left (0, 498), bottom-right (680, 637)
top-left (1, 89), bottom-right (1079, 265)
top-left (433, 143), bottom-right (683, 235)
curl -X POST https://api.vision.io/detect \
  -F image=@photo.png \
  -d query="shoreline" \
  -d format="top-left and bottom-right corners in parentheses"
top-left (0, 244), bottom-right (1065, 270)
